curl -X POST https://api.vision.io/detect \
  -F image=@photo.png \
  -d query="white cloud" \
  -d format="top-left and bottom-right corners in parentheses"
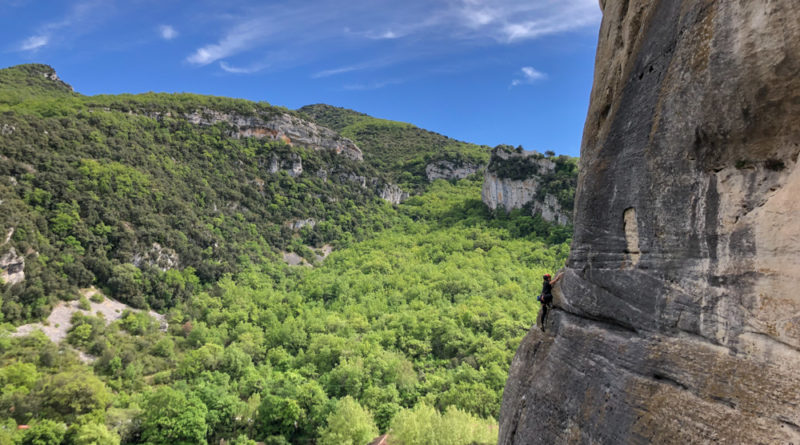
top-left (186, 0), bottom-right (601, 72)
top-left (159, 25), bottom-right (178, 40)
top-left (187, 19), bottom-right (274, 65)
top-left (343, 78), bottom-right (404, 91)
top-left (15, 0), bottom-right (112, 52)
top-left (311, 56), bottom-right (398, 78)
top-left (375, 30), bottom-right (400, 39)
top-left (511, 66), bottom-right (546, 87)
top-left (312, 65), bottom-right (361, 78)
top-left (19, 34), bottom-right (48, 51)
top-left (219, 61), bottom-right (266, 74)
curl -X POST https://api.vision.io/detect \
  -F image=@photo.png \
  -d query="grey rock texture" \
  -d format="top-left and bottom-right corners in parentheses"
top-left (287, 219), bottom-right (316, 231)
top-left (481, 150), bottom-right (570, 225)
top-left (379, 183), bottom-right (410, 205)
top-left (425, 160), bottom-right (483, 182)
top-left (0, 247), bottom-right (24, 285)
top-left (152, 109), bottom-right (363, 161)
top-left (132, 242), bottom-right (180, 271)
top-left (39, 66), bottom-right (74, 92)
top-left (499, 1), bottom-right (800, 444)
top-left (267, 153), bottom-right (304, 177)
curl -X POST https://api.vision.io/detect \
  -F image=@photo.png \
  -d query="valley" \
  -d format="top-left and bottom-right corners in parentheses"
top-left (0, 64), bottom-right (576, 445)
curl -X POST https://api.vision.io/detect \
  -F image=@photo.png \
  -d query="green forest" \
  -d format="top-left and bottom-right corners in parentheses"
top-left (0, 64), bottom-right (575, 445)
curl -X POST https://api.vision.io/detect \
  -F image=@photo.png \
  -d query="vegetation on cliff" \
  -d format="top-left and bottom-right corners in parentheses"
top-left (299, 104), bottom-right (490, 190)
top-left (0, 65), bottom-right (400, 322)
top-left (1, 65), bottom-right (572, 444)
top-left (486, 145), bottom-right (578, 218)
top-left (1, 180), bottom-right (568, 444)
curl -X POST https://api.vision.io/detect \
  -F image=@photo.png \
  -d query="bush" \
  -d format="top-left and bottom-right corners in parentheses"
top-left (19, 419), bottom-right (66, 445)
top-left (78, 297), bottom-right (91, 311)
top-left (317, 396), bottom-right (378, 445)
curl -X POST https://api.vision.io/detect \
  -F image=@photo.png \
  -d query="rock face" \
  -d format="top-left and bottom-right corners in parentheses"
top-left (152, 109), bottom-right (363, 161)
top-left (267, 153), bottom-right (304, 177)
top-left (0, 247), bottom-right (24, 285)
top-left (379, 183), bottom-right (410, 205)
top-left (132, 242), bottom-right (180, 271)
top-left (499, 1), bottom-right (800, 444)
top-left (425, 160), bottom-right (483, 182)
top-left (481, 148), bottom-right (571, 225)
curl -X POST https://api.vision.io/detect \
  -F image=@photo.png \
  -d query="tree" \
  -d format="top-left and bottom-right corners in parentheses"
top-left (317, 396), bottom-right (378, 445)
top-left (71, 422), bottom-right (121, 445)
top-left (108, 263), bottom-right (145, 307)
top-left (37, 371), bottom-right (112, 421)
top-left (140, 386), bottom-right (208, 445)
top-left (256, 395), bottom-right (304, 440)
top-left (19, 419), bottom-right (66, 445)
top-left (388, 403), bottom-right (497, 445)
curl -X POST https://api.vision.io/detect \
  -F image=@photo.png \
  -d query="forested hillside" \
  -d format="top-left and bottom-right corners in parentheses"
top-left (299, 104), bottom-right (489, 190)
top-left (0, 65), bottom-right (400, 321)
top-left (0, 64), bottom-right (573, 445)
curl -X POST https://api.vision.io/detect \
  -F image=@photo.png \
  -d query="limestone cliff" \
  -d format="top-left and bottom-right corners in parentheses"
top-left (150, 108), bottom-right (363, 161)
top-left (481, 147), bottom-right (574, 225)
top-left (425, 160), bottom-right (483, 182)
top-left (499, 1), bottom-right (800, 444)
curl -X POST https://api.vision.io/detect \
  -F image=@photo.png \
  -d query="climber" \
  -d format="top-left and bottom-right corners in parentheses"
top-left (538, 272), bottom-right (564, 332)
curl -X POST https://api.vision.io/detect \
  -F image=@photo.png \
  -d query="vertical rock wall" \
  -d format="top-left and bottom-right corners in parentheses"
top-left (499, 1), bottom-right (800, 444)
top-left (481, 148), bottom-right (573, 225)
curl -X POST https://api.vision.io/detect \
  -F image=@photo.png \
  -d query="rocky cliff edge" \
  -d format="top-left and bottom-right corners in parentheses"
top-left (499, 1), bottom-right (800, 443)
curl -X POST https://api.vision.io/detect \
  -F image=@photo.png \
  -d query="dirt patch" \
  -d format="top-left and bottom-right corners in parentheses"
top-left (281, 244), bottom-right (334, 267)
top-left (11, 287), bottom-right (167, 362)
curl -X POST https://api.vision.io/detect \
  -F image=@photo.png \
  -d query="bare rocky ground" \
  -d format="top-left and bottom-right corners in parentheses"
top-left (282, 244), bottom-right (333, 266)
top-left (11, 287), bottom-right (166, 362)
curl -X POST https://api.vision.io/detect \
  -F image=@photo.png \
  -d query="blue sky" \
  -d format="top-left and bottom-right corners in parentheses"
top-left (1, 0), bottom-right (601, 157)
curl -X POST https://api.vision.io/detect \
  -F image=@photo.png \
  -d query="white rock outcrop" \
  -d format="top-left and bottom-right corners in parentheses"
top-left (425, 160), bottom-right (483, 182)
top-left (132, 242), bottom-right (180, 271)
top-left (379, 184), bottom-right (409, 205)
top-left (481, 150), bottom-right (570, 224)
top-left (168, 109), bottom-right (363, 161)
top-left (0, 247), bottom-right (25, 285)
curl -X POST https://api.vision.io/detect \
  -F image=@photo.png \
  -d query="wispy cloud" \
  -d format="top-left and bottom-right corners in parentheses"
top-left (19, 35), bottom-right (48, 51)
top-left (312, 65), bottom-right (362, 78)
top-left (15, 0), bottom-right (111, 52)
top-left (186, 18), bottom-right (272, 65)
top-left (369, 30), bottom-right (401, 39)
top-left (185, 0), bottom-right (600, 75)
top-left (511, 66), bottom-right (546, 87)
top-left (343, 78), bottom-right (404, 91)
top-left (311, 56), bottom-right (398, 78)
top-left (159, 25), bottom-right (178, 40)
top-left (219, 61), bottom-right (266, 74)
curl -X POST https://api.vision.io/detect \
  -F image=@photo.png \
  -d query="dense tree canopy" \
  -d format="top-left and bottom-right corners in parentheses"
top-left (0, 64), bottom-right (575, 445)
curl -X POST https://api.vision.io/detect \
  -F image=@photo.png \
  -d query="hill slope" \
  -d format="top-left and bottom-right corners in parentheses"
top-left (0, 64), bottom-right (576, 445)
top-left (299, 104), bottom-right (490, 189)
top-left (0, 65), bottom-right (400, 319)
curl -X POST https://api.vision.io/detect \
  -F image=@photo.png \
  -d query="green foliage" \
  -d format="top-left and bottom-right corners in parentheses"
top-left (0, 64), bottom-right (574, 445)
top-left (78, 296), bottom-right (91, 311)
top-left (299, 104), bottom-right (490, 190)
top-left (0, 361), bottom-right (39, 393)
top-left (0, 67), bottom-right (403, 321)
top-left (36, 370), bottom-right (112, 421)
top-left (70, 422), bottom-right (121, 445)
top-left (318, 396), bottom-right (378, 445)
top-left (486, 145), bottom-right (579, 215)
top-left (389, 404), bottom-right (496, 445)
top-left (140, 386), bottom-right (208, 445)
top-left (0, 64), bottom-right (76, 105)
top-left (19, 419), bottom-right (66, 445)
